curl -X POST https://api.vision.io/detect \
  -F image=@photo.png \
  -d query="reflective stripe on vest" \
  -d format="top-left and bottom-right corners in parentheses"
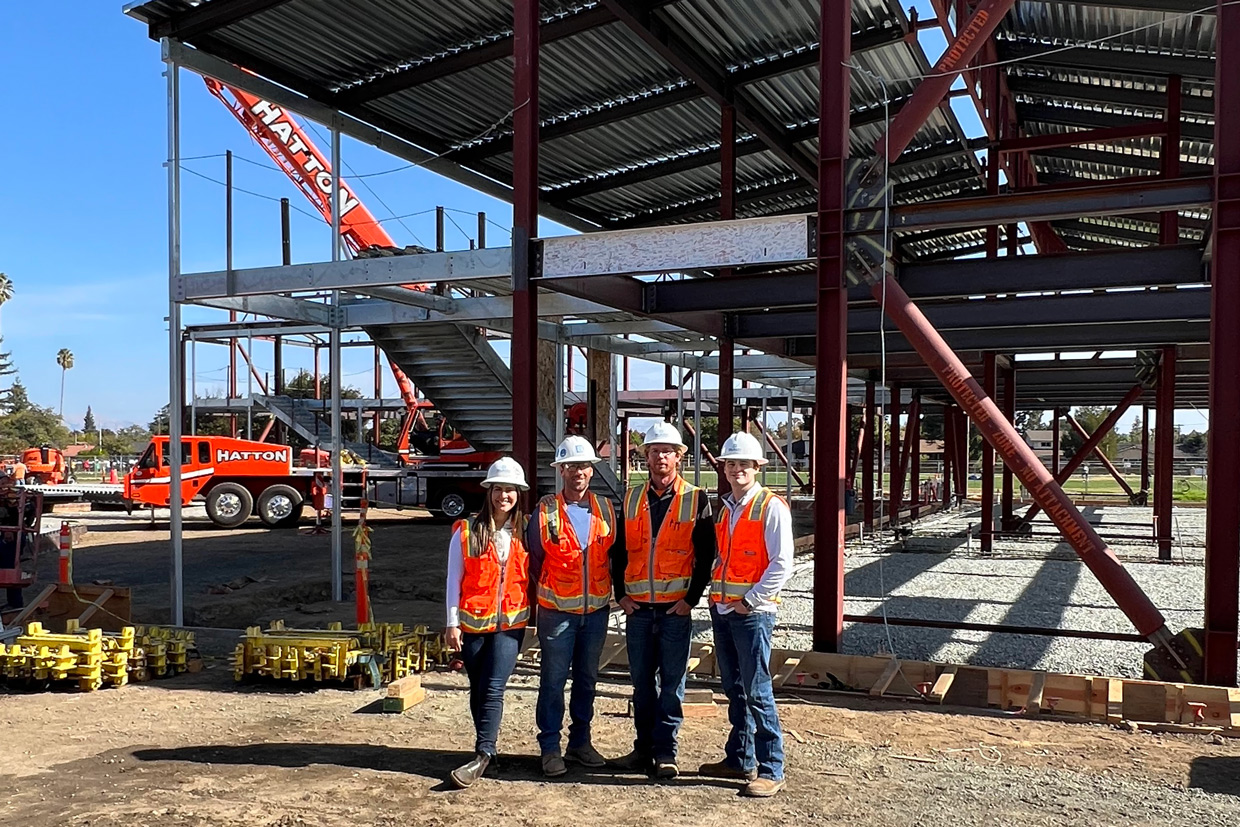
top-left (535, 493), bottom-right (615, 613)
top-left (623, 476), bottom-right (698, 603)
top-left (710, 487), bottom-right (777, 604)
top-left (456, 518), bottom-right (531, 633)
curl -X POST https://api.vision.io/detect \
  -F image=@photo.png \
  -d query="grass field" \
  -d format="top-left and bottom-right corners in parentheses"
top-left (628, 468), bottom-right (1209, 502)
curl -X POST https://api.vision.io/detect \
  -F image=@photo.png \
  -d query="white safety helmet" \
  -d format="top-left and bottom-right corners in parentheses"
top-left (642, 421), bottom-right (687, 454)
top-left (481, 456), bottom-right (529, 490)
top-left (718, 432), bottom-right (768, 465)
top-left (551, 435), bottom-right (601, 466)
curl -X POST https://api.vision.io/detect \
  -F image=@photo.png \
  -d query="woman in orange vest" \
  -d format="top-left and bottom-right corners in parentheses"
top-left (444, 457), bottom-right (531, 788)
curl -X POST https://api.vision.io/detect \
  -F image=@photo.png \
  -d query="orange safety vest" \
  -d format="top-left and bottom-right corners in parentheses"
top-left (710, 487), bottom-right (781, 604)
top-left (535, 493), bottom-right (616, 614)
top-left (455, 518), bottom-right (531, 633)
top-left (623, 476), bottom-right (700, 603)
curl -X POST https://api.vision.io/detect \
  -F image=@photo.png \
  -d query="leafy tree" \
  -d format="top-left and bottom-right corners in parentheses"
top-left (0, 339), bottom-right (15, 410)
top-left (1061, 406), bottom-right (1119, 460)
top-left (56, 348), bottom-right (74, 418)
top-left (0, 272), bottom-right (13, 339)
top-left (284, 369), bottom-right (362, 400)
top-left (83, 406), bottom-right (96, 434)
top-left (0, 404), bottom-right (72, 454)
top-left (1178, 430), bottom-right (1207, 456)
top-left (1014, 410), bottom-right (1047, 432)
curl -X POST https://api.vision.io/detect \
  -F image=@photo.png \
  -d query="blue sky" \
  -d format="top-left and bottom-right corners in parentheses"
top-left (0, 3), bottom-right (1204, 434)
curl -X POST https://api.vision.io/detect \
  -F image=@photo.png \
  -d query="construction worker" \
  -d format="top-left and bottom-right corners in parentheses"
top-left (443, 457), bottom-right (532, 789)
top-left (699, 431), bottom-right (793, 798)
top-left (10, 458), bottom-right (26, 485)
top-left (527, 435), bottom-right (621, 777)
top-left (611, 421), bottom-right (714, 779)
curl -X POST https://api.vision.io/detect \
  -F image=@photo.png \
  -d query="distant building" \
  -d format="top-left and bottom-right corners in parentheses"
top-left (1023, 429), bottom-right (1059, 465)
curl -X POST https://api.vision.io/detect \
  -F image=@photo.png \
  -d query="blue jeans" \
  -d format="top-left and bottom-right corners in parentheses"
top-left (710, 606), bottom-right (785, 781)
top-left (626, 605), bottom-right (692, 760)
top-left (461, 628), bottom-right (525, 757)
top-left (536, 607), bottom-right (609, 754)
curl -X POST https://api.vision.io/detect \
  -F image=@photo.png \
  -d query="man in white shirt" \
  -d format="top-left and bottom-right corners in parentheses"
top-left (698, 432), bottom-right (793, 798)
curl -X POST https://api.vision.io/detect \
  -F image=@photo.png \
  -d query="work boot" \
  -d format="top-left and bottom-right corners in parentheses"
top-left (654, 758), bottom-right (679, 780)
top-left (741, 777), bottom-right (786, 798)
top-left (449, 753), bottom-right (491, 788)
top-left (541, 752), bottom-right (568, 777)
top-left (698, 759), bottom-right (757, 781)
top-left (609, 749), bottom-right (653, 773)
top-left (565, 744), bottom-right (607, 767)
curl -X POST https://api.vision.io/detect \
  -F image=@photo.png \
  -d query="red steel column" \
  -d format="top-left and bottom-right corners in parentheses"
top-left (1140, 405), bottom-right (1150, 494)
top-left (981, 353), bottom-right (997, 553)
top-left (1162, 74), bottom-right (1182, 244)
top-left (955, 407), bottom-right (968, 501)
top-left (812, 0), bottom-right (849, 652)
top-left (910, 395), bottom-right (923, 519)
top-left (1205, 0), bottom-right (1240, 684)
top-left (718, 105), bottom-right (736, 464)
top-left (1001, 363), bottom-right (1016, 527)
top-left (1052, 406), bottom-right (1061, 477)
top-left (718, 340), bottom-right (734, 450)
top-left (1156, 346), bottom-right (1176, 562)
top-left (863, 380), bottom-right (876, 527)
top-left (511, 0), bottom-right (540, 486)
top-left (888, 383), bottom-right (902, 522)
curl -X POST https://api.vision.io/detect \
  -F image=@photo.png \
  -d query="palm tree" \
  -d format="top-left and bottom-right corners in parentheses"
top-left (0, 273), bottom-right (12, 339)
top-left (57, 348), bottom-right (74, 419)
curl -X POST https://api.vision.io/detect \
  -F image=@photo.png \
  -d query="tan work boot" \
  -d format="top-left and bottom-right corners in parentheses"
top-left (741, 777), bottom-right (786, 798)
top-left (449, 753), bottom-right (491, 788)
top-left (541, 752), bottom-right (568, 777)
top-left (698, 759), bottom-right (757, 781)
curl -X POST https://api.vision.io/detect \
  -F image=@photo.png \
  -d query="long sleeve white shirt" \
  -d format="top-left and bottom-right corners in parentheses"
top-left (713, 484), bottom-right (793, 615)
top-left (445, 523), bottom-right (512, 628)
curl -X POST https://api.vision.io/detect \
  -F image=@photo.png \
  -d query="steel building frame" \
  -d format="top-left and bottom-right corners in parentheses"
top-left (130, 0), bottom-right (1238, 684)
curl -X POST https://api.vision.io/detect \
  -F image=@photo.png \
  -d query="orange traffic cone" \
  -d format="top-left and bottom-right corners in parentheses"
top-left (108, 467), bottom-right (119, 484)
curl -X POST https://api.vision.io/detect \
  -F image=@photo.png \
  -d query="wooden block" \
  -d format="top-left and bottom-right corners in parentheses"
top-left (7, 585), bottom-right (56, 626)
top-left (926, 665), bottom-right (957, 704)
top-left (1025, 671), bottom-right (1047, 716)
top-left (383, 674), bottom-right (424, 713)
top-left (683, 701), bottom-right (718, 717)
top-left (1106, 679), bottom-right (1124, 724)
top-left (683, 688), bottom-right (715, 705)
top-left (869, 658), bottom-right (902, 697)
top-left (75, 589), bottom-right (115, 625)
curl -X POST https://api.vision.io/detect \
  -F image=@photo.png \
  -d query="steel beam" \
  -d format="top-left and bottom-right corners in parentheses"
top-left (863, 381), bottom-right (876, 527)
top-left (1001, 364), bottom-right (1016, 529)
top-left (910, 396), bottom-right (923, 519)
top-left (889, 383), bottom-right (902, 524)
top-left (1205, 0), bottom-right (1240, 685)
top-left (1064, 413), bottom-right (1136, 497)
top-left (149, 0), bottom-right (289, 40)
top-left (1019, 385), bottom-right (1144, 526)
top-left (511, 0), bottom-right (540, 486)
top-left (1155, 346), bottom-right (1177, 562)
top-left (998, 41), bottom-right (1215, 80)
top-left (1162, 75), bottom-right (1183, 243)
top-left (1052, 407), bottom-right (1062, 477)
top-left (981, 354), bottom-right (996, 554)
top-left (999, 120), bottom-right (1169, 154)
top-left (813, 0), bottom-right (850, 653)
top-left (1006, 76), bottom-right (1214, 118)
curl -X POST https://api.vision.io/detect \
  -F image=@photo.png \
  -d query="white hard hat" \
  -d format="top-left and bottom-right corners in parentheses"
top-left (552, 435), bottom-right (601, 466)
top-left (642, 421), bottom-right (687, 453)
top-left (718, 432), bottom-right (768, 465)
top-left (482, 456), bottom-right (529, 490)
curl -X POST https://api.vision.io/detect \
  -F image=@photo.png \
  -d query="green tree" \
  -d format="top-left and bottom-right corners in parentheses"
top-left (1014, 409), bottom-right (1047, 432)
top-left (56, 348), bottom-right (74, 419)
top-left (1178, 430), bottom-right (1207, 456)
top-left (284, 369), bottom-right (361, 400)
top-left (0, 403), bottom-right (72, 454)
top-left (4, 378), bottom-right (30, 414)
top-left (83, 406), bottom-right (96, 434)
top-left (0, 339), bottom-right (15, 410)
top-left (1061, 406), bottom-right (1119, 460)
top-left (0, 272), bottom-right (13, 339)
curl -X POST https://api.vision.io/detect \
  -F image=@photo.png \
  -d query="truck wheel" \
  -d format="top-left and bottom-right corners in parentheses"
top-left (206, 483), bottom-right (253, 528)
top-left (437, 490), bottom-right (468, 520)
top-left (256, 485), bottom-right (304, 528)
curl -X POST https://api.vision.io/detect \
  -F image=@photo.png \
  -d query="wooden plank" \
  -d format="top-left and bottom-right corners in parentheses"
top-left (75, 589), bottom-right (115, 625)
top-left (383, 674), bottom-right (425, 713)
top-left (926, 665), bottom-right (957, 704)
top-left (1106, 679), bottom-right (1125, 724)
top-left (869, 658), bottom-right (903, 697)
top-left (7, 584), bottom-right (57, 627)
top-left (774, 656), bottom-right (803, 688)
top-left (1025, 671), bottom-right (1048, 716)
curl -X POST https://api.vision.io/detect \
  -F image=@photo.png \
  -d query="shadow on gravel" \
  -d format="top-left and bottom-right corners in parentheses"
top-left (970, 556), bottom-right (1083, 669)
top-left (129, 743), bottom-right (738, 789)
top-left (1189, 756), bottom-right (1240, 796)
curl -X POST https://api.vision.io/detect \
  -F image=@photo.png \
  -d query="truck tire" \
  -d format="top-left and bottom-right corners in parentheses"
top-left (256, 485), bottom-right (304, 528)
top-left (206, 483), bottom-right (254, 528)
top-left (437, 489), bottom-right (468, 520)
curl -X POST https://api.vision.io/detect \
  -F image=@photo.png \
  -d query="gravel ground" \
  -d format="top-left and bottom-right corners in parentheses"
top-left (670, 503), bottom-right (1213, 680)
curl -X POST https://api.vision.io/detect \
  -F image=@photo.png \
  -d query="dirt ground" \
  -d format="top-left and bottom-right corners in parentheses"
top-left (4, 662), bottom-right (1240, 827)
top-left (5, 508), bottom-right (1240, 825)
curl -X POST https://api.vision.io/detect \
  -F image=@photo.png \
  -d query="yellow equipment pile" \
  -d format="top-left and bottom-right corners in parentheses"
top-left (0, 622), bottom-right (197, 691)
top-left (233, 620), bottom-right (448, 686)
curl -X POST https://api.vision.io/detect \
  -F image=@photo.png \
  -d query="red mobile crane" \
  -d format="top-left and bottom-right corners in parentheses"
top-left (203, 78), bottom-right (479, 463)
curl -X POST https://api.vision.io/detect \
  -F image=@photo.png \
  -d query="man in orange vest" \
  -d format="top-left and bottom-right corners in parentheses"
top-left (698, 432), bottom-right (793, 798)
top-left (526, 435), bottom-right (623, 778)
top-left (610, 421), bottom-right (714, 779)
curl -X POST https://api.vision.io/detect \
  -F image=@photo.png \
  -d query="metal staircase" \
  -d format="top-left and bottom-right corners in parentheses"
top-left (254, 396), bottom-right (402, 468)
top-left (365, 322), bottom-right (622, 499)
